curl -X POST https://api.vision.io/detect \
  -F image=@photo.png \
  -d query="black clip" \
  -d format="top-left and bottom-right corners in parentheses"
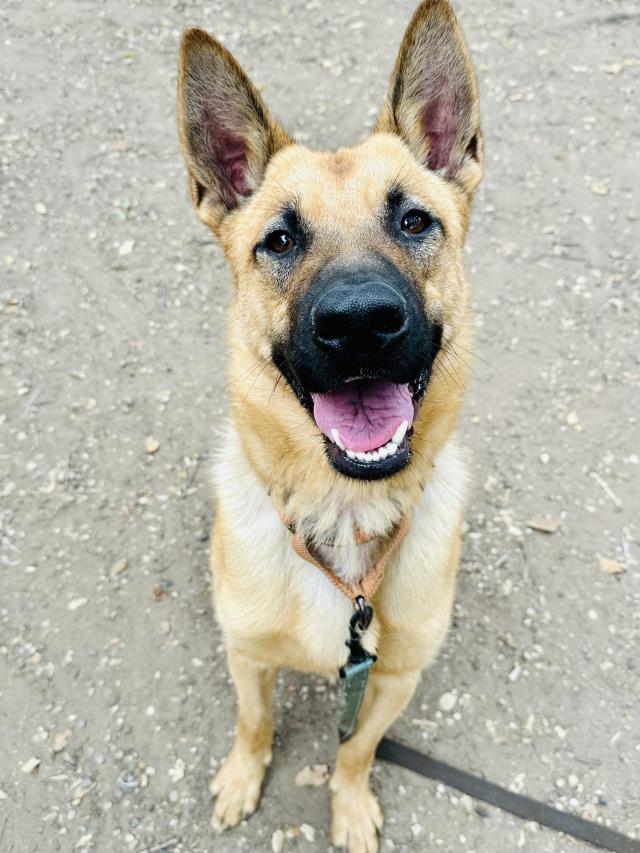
top-left (344, 595), bottom-right (375, 666)
top-left (351, 595), bottom-right (373, 634)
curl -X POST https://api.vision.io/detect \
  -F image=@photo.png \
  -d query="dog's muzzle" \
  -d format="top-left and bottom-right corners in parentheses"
top-left (273, 255), bottom-right (442, 480)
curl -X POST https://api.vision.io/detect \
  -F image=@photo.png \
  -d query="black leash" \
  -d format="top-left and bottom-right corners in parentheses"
top-left (377, 738), bottom-right (640, 853)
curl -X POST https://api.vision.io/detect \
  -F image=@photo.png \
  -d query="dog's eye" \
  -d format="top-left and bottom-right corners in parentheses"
top-left (265, 230), bottom-right (295, 254)
top-left (400, 209), bottom-right (431, 235)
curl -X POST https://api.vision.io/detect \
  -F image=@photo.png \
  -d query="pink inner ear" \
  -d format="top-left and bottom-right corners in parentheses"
top-left (422, 95), bottom-right (460, 173)
top-left (204, 118), bottom-right (251, 207)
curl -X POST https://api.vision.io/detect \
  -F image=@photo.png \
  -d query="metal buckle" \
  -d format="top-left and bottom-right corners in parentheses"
top-left (349, 595), bottom-right (373, 638)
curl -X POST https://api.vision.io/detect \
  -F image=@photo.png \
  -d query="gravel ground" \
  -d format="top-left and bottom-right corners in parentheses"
top-left (1, 1), bottom-right (639, 851)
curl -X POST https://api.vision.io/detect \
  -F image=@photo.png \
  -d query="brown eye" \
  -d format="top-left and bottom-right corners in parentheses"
top-left (401, 209), bottom-right (431, 235)
top-left (265, 230), bottom-right (295, 254)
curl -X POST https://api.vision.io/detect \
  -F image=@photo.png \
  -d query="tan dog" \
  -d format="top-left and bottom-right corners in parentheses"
top-left (177, 2), bottom-right (482, 850)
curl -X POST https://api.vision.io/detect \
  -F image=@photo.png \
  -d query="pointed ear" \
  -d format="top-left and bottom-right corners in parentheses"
top-left (375, 0), bottom-right (483, 195)
top-left (177, 28), bottom-right (292, 231)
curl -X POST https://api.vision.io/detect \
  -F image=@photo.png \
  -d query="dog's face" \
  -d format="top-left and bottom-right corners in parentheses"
top-left (178, 1), bottom-right (482, 483)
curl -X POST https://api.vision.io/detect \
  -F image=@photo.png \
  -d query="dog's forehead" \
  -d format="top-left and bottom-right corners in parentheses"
top-left (231, 132), bottom-right (464, 254)
top-left (262, 134), bottom-right (426, 221)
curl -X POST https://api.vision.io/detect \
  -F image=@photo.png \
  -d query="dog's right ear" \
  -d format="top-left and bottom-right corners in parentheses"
top-left (177, 28), bottom-right (292, 233)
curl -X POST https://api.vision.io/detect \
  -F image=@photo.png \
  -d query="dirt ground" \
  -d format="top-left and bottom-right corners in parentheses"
top-left (1, 0), bottom-right (639, 851)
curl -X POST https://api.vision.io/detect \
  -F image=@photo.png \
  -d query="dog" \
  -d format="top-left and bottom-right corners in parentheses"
top-left (177, 2), bottom-right (482, 850)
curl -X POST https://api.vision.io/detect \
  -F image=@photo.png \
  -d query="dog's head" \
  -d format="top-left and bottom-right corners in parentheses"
top-left (177, 0), bottom-right (482, 483)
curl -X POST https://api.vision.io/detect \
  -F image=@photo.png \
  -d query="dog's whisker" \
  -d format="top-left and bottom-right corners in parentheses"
top-left (209, 315), bottom-right (234, 337)
top-left (432, 358), bottom-right (457, 393)
top-left (268, 371), bottom-right (286, 406)
top-left (442, 334), bottom-right (500, 378)
top-left (439, 348), bottom-right (467, 391)
top-left (220, 356), bottom-right (273, 401)
top-left (439, 336), bottom-right (485, 387)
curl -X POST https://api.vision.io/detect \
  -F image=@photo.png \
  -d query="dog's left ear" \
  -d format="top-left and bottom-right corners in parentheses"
top-left (177, 28), bottom-right (292, 233)
top-left (376, 0), bottom-right (483, 196)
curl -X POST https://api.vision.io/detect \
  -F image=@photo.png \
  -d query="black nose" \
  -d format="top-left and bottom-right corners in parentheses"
top-left (312, 281), bottom-right (408, 356)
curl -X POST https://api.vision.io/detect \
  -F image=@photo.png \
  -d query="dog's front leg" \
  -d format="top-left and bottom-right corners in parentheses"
top-left (211, 647), bottom-right (277, 830)
top-left (330, 666), bottom-right (420, 853)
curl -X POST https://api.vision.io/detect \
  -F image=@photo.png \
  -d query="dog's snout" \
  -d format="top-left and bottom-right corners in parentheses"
top-left (289, 256), bottom-right (432, 389)
top-left (312, 281), bottom-right (408, 356)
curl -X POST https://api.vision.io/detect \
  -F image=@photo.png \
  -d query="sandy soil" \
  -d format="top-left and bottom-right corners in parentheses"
top-left (1, 0), bottom-right (639, 851)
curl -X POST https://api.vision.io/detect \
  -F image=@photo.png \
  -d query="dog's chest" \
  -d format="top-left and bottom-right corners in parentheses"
top-left (213, 428), bottom-right (468, 674)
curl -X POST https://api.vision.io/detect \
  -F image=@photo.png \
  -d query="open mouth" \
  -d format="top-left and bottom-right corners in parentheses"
top-left (310, 375), bottom-right (428, 480)
top-left (272, 331), bottom-right (440, 481)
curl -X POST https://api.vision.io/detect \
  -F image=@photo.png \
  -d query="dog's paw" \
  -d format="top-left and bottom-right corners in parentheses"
top-left (210, 748), bottom-right (269, 830)
top-left (331, 783), bottom-right (383, 853)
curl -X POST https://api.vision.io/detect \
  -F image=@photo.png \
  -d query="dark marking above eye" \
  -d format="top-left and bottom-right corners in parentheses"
top-left (254, 204), bottom-right (312, 260)
top-left (384, 185), bottom-right (442, 241)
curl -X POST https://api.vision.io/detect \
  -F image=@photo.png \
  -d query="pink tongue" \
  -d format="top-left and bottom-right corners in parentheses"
top-left (312, 380), bottom-right (414, 453)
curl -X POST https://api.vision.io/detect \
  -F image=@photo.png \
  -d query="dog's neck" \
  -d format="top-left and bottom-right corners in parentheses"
top-left (227, 357), bottom-right (462, 584)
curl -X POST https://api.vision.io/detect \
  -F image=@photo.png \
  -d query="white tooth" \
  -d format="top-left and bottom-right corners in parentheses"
top-left (331, 428), bottom-right (346, 450)
top-left (356, 452), bottom-right (367, 462)
top-left (371, 451), bottom-right (381, 462)
top-left (378, 446), bottom-right (388, 459)
top-left (392, 420), bottom-right (408, 445)
top-left (364, 452), bottom-right (373, 462)
top-left (387, 442), bottom-right (398, 455)
top-left (346, 450), bottom-right (356, 459)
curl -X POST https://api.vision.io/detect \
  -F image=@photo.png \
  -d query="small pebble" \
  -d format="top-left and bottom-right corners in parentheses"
top-left (118, 772), bottom-right (139, 794)
top-left (168, 759), bottom-right (185, 783)
top-left (21, 756), bottom-right (41, 774)
top-left (526, 515), bottom-right (561, 534)
top-left (271, 829), bottom-right (285, 853)
top-left (295, 763), bottom-right (329, 787)
top-left (145, 436), bottom-right (160, 454)
top-left (52, 730), bottom-right (72, 754)
top-left (300, 823), bottom-right (316, 842)
top-left (109, 558), bottom-right (129, 577)
top-left (438, 692), bottom-right (457, 712)
top-left (599, 557), bottom-right (623, 575)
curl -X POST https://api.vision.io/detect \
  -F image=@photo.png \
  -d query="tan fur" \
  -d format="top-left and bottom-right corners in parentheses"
top-left (177, 3), bottom-right (482, 851)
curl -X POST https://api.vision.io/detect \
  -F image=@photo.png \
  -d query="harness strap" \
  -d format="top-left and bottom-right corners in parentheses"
top-left (290, 514), bottom-right (410, 603)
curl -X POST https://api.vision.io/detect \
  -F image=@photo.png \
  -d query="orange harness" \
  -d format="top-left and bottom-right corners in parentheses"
top-left (281, 512), bottom-right (410, 603)
top-left (276, 503), bottom-right (410, 742)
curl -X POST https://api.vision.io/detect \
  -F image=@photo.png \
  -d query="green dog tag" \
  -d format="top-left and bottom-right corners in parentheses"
top-left (338, 653), bottom-right (375, 743)
top-left (337, 596), bottom-right (376, 742)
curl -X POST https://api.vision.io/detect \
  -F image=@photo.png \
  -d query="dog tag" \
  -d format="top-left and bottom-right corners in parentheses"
top-left (338, 596), bottom-right (376, 743)
top-left (339, 653), bottom-right (375, 742)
